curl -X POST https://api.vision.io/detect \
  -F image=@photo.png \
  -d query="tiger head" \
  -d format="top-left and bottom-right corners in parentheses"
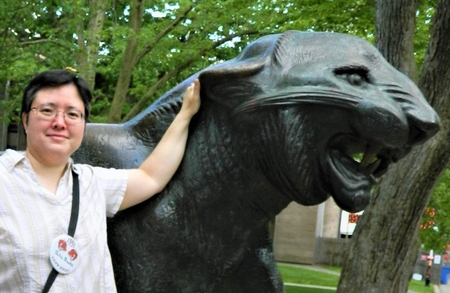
top-left (199, 30), bottom-right (440, 213)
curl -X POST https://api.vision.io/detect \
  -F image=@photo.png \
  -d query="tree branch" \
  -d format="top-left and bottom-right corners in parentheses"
top-left (123, 29), bottom-right (259, 121)
top-left (133, 4), bottom-right (193, 67)
top-left (19, 39), bottom-right (73, 51)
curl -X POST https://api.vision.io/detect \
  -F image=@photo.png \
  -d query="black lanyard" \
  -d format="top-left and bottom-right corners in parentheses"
top-left (42, 170), bottom-right (80, 293)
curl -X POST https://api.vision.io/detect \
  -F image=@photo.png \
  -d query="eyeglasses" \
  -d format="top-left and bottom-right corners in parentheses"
top-left (30, 104), bottom-right (85, 125)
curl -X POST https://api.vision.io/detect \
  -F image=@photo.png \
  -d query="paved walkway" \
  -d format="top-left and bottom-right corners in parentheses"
top-left (437, 282), bottom-right (450, 293)
top-left (282, 263), bottom-right (340, 275)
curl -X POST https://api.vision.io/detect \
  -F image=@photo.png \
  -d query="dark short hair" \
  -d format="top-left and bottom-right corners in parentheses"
top-left (21, 69), bottom-right (92, 122)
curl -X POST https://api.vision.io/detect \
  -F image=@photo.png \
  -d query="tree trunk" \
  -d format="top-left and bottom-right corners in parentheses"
top-left (375, 0), bottom-right (419, 82)
top-left (107, 2), bottom-right (193, 123)
top-left (107, 0), bottom-right (145, 123)
top-left (337, 0), bottom-right (450, 292)
top-left (75, 0), bottom-right (107, 89)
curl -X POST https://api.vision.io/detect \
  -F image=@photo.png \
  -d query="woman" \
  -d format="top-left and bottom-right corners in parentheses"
top-left (0, 69), bottom-right (201, 292)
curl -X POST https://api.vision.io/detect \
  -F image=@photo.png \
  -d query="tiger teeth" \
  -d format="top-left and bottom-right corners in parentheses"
top-left (367, 159), bottom-right (381, 173)
top-left (359, 152), bottom-right (376, 168)
top-left (359, 144), bottom-right (381, 169)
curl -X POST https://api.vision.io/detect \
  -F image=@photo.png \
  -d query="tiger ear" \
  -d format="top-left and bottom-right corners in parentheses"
top-left (198, 59), bottom-right (266, 110)
top-left (198, 34), bottom-right (282, 110)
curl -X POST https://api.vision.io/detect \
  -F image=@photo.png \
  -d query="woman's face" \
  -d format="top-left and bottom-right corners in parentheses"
top-left (22, 84), bottom-right (86, 167)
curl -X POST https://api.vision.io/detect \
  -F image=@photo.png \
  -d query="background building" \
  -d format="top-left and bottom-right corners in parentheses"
top-left (273, 198), bottom-right (362, 266)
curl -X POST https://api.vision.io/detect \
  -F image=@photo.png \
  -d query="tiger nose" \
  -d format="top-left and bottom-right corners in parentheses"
top-left (406, 108), bottom-right (440, 146)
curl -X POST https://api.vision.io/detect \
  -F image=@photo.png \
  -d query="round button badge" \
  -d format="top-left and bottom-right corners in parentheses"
top-left (49, 234), bottom-right (79, 274)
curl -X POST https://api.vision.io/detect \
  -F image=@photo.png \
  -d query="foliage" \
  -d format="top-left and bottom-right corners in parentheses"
top-left (414, 0), bottom-right (436, 72)
top-left (0, 0), bottom-right (377, 123)
top-left (420, 168), bottom-right (450, 252)
top-left (4, 0), bottom-right (437, 122)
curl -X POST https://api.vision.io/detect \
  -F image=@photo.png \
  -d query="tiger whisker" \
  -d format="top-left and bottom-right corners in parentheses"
top-left (233, 89), bottom-right (363, 115)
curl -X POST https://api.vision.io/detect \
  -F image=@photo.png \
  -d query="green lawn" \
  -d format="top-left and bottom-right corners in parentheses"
top-left (277, 263), bottom-right (435, 293)
top-left (278, 264), bottom-right (339, 287)
top-left (409, 279), bottom-right (435, 293)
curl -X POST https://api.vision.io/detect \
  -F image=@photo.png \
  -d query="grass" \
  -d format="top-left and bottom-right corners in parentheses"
top-left (278, 264), bottom-right (339, 287)
top-left (277, 263), bottom-right (435, 293)
top-left (408, 279), bottom-right (435, 293)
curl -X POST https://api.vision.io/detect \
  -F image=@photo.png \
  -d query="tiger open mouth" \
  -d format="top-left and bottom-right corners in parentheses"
top-left (330, 136), bottom-right (390, 180)
top-left (325, 134), bottom-right (408, 212)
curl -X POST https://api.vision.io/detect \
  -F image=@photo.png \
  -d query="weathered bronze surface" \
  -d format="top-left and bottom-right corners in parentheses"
top-left (73, 30), bottom-right (440, 293)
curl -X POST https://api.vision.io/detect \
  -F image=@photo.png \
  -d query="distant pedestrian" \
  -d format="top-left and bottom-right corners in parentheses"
top-left (425, 267), bottom-right (431, 286)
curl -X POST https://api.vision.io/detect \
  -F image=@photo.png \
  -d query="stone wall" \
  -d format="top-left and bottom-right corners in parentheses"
top-left (313, 237), bottom-right (351, 267)
top-left (273, 202), bottom-right (318, 264)
top-left (273, 198), bottom-right (343, 265)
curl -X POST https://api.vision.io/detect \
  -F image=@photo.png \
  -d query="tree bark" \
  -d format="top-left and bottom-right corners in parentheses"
top-left (337, 0), bottom-right (450, 292)
top-left (375, 0), bottom-right (419, 82)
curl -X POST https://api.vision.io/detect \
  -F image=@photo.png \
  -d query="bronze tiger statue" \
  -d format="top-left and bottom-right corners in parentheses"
top-left (73, 30), bottom-right (440, 292)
